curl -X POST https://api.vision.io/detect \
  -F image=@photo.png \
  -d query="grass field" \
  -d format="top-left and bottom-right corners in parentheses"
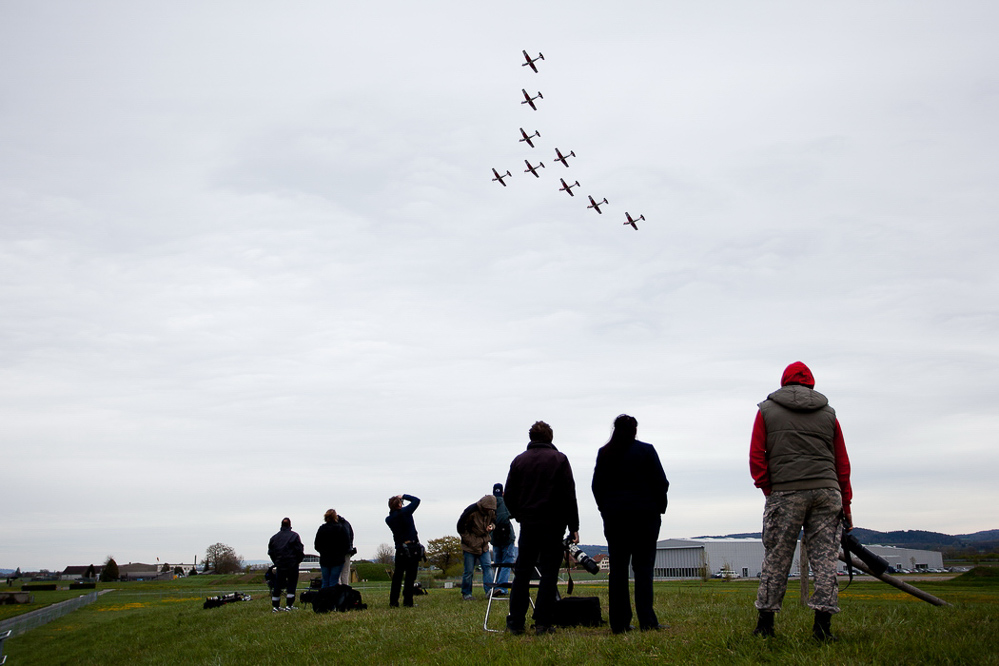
top-left (3, 571), bottom-right (998, 665)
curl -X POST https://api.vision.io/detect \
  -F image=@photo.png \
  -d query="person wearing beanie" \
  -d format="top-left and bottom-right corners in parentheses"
top-left (750, 362), bottom-right (853, 640)
top-left (267, 517), bottom-right (305, 611)
top-left (490, 482), bottom-right (517, 595)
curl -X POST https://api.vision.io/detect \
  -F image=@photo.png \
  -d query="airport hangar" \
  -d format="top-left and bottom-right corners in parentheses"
top-left (653, 538), bottom-right (944, 579)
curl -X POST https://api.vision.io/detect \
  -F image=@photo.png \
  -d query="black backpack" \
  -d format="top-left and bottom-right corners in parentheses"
top-left (552, 596), bottom-right (604, 627)
top-left (312, 584), bottom-right (367, 613)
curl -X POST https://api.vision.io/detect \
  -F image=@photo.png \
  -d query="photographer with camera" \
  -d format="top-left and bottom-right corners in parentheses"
top-left (503, 420), bottom-right (580, 636)
top-left (457, 494), bottom-right (496, 600)
top-left (750, 362), bottom-right (853, 641)
top-left (591, 414), bottom-right (670, 634)
top-left (386, 494), bottom-right (423, 608)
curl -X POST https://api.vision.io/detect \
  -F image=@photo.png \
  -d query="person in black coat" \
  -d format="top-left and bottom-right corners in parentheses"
top-left (314, 509), bottom-right (350, 589)
top-left (592, 414), bottom-right (670, 633)
top-left (504, 420), bottom-right (580, 635)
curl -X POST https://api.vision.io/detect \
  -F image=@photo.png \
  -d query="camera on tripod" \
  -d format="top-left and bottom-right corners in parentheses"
top-left (563, 537), bottom-right (600, 575)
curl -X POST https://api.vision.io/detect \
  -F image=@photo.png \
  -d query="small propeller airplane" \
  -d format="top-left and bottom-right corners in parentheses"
top-left (491, 168), bottom-right (512, 187)
top-left (522, 50), bottom-right (545, 73)
top-left (554, 148), bottom-right (575, 167)
top-left (521, 89), bottom-right (543, 111)
top-left (624, 212), bottom-right (645, 230)
top-left (587, 195), bottom-right (608, 214)
top-left (518, 127), bottom-right (541, 147)
top-left (559, 178), bottom-right (580, 196)
top-left (524, 160), bottom-right (545, 178)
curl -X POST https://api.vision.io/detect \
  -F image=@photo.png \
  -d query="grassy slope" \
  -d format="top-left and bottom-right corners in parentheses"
top-left (4, 575), bottom-right (999, 665)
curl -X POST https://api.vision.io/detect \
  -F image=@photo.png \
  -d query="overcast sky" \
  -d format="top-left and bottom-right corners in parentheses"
top-left (2, 1), bottom-right (998, 571)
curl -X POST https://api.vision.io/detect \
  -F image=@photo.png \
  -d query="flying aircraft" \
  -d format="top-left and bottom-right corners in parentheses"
top-left (554, 148), bottom-right (575, 167)
top-left (522, 50), bottom-right (545, 73)
top-left (624, 212), bottom-right (645, 230)
top-left (521, 89), bottom-right (543, 111)
top-left (524, 160), bottom-right (545, 178)
top-left (519, 127), bottom-right (541, 147)
top-left (587, 195), bottom-right (608, 214)
top-left (559, 178), bottom-right (580, 196)
top-left (491, 168), bottom-right (512, 187)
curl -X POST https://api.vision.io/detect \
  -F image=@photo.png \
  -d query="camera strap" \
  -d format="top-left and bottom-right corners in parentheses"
top-left (562, 553), bottom-right (575, 595)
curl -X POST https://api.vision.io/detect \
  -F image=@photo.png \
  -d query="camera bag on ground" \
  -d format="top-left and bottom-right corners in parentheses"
top-left (311, 584), bottom-right (367, 613)
top-left (552, 596), bottom-right (604, 627)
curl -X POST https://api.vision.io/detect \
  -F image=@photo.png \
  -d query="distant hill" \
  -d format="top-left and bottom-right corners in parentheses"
top-left (693, 528), bottom-right (999, 553)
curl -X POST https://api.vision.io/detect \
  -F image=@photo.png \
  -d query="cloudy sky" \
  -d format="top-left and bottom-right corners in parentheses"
top-left (3, 1), bottom-right (997, 571)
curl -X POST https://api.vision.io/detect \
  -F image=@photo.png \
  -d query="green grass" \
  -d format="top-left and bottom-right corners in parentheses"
top-left (4, 574), bottom-right (998, 665)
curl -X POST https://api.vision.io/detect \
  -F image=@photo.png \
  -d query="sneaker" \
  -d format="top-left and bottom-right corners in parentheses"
top-left (272, 606), bottom-right (283, 613)
top-left (463, 595), bottom-right (474, 601)
top-left (286, 605), bottom-right (299, 611)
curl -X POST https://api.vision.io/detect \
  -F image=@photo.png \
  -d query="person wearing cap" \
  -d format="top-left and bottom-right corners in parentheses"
top-left (592, 414), bottom-right (670, 634)
top-left (503, 420), bottom-right (580, 636)
top-left (750, 362), bottom-right (853, 640)
top-left (267, 517), bottom-right (305, 612)
top-left (490, 483), bottom-right (517, 595)
top-left (457, 493), bottom-right (496, 600)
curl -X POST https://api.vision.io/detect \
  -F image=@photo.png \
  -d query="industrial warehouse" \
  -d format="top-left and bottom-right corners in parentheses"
top-left (653, 538), bottom-right (944, 579)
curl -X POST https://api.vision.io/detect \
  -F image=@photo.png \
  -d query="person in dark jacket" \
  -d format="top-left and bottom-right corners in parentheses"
top-left (385, 493), bottom-right (422, 608)
top-left (490, 483), bottom-right (517, 595)
top-left (749, 362), bottom-right (853, 640)
top-left (339, 514), bottom-right (356, 585)
top-left (267, 517), bottom-right (305, 611)
top-left (314, 509), bottom-right (350, 589)
top-left (592, 414), bottom-right (670, 633)
top-left (504, 420), bottom-right (580, 635)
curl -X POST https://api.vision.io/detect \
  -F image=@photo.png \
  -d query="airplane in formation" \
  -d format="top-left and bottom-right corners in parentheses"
top-left (624, 212), bottom-right (644, 230)
top-left (519, 127), bottom-right (541, 147)
top-left (587, 195), bottom-right (608, 214)
top-left (524, 160), bottom-right (545, 177)
top-left (522, 50), bottom-right (545, 73)
top-left (521, 89), bottom-right (543, 111)
top-left (559, 178), bottom-right (580, 196)
top-left (554, 148), bottom-right (575, 167)
top-left (492, 168), bottom-right (512, 187)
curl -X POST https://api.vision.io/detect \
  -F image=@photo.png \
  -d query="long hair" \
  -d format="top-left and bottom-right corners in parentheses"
top-left (605, 414), bottom-right (638, 449)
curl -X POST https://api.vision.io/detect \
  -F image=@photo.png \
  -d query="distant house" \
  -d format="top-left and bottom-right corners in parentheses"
top-left (117, 563), bottom-right (173, 581)
top-left (60, 565), bottom-right (104, 581)
top-left (593, 554), bottom-right (611, 572)
top-left (300, 554), bottom-right (320, 571)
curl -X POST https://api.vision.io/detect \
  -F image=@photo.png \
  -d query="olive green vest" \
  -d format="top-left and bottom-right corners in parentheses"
top-left (759, 386), bottom-right (838, 492)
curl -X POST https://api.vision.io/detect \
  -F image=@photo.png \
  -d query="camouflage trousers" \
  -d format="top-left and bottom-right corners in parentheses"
top-left (755, 488), bottom-right (843, 613)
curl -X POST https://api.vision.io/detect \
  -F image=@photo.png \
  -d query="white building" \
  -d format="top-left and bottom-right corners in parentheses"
top-left (654, 538), bottom-right (943, 579)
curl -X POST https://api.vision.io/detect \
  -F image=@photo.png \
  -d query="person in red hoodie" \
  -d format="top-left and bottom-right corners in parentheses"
top-left (749, 362), bottom-right (852, 641)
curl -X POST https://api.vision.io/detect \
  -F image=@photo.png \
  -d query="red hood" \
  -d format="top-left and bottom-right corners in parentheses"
top-left (781, 362), bottom-right (815, 388)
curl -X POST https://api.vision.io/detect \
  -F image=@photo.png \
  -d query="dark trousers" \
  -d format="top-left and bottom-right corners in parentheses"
top-left (508, 523), bottom-right (564, 629)
top-left (390, 546), bottom-right (419, 607)
top-left (604, 514), bottom-right (661, 631)
top-left (271, 565), bottom-right (298, 607)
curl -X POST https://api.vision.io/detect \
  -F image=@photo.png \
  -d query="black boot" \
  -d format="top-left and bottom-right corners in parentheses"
top-left (812, 610), bottom-right (837, 641)
top-left (753, 610), bottom-right (775, 637)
